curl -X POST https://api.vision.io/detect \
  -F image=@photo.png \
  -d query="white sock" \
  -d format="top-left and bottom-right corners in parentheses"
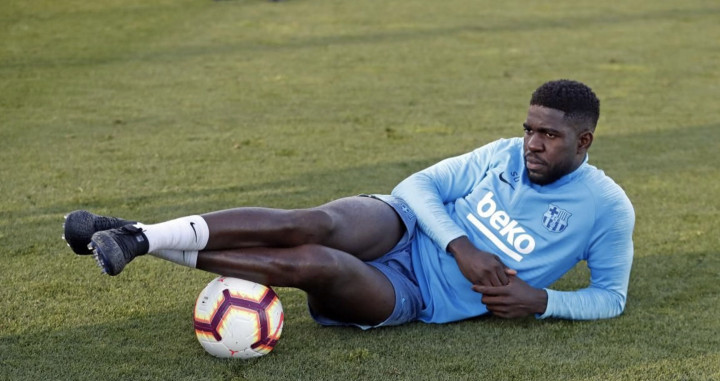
top-left (150, 249), bottom-right (198, 268)
top-left (136, 215), bottom-right (209, 253)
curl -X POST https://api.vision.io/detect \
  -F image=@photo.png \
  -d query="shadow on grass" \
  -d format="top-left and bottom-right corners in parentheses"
top-left (3, 6), bottom-right (720, 70)
top-left (591, 123), bottom-right (719, 172)
top-left (1, 156), bottom-right (438, 220)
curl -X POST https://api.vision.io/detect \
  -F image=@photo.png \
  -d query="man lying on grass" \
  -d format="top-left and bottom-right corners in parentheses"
top-left (63, 79), bottom-right (634, 327)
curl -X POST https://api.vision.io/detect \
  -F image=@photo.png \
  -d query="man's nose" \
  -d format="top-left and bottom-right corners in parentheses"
top-left (526, 133), bottom-right (543, 152)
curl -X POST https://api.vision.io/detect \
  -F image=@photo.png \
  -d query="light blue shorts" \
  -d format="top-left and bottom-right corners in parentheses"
top-left (309, 194), bottom-right (424, 329)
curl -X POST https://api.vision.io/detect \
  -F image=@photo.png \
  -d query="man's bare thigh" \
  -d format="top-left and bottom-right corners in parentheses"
top-left (315, 196), bottom-right (405, 261)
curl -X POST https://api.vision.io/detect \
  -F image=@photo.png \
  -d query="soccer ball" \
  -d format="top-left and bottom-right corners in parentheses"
top-left (193, 276), bottom-right (284, 359)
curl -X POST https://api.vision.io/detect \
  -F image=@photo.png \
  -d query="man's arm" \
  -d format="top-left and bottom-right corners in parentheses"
top-left (448, 236), bottom-right (514, 287)
top-left (541, 193), bottom-right (635, 320)
top-left (473, 256), bottom-right (631, 320)
top-left (474, 274), bottom-right (547, 318)
top-left (392, 141), bottom-right (514, 287)
top-left (391, 152), bottom-right (476, 249)
top-left (477, 190), bottom-right (635, 320)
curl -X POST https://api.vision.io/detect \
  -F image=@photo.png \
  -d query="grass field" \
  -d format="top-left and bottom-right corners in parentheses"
top-left (1, 0), bottom-right (719, 380)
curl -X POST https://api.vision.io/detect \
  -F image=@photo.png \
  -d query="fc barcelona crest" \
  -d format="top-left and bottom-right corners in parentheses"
top-left (542, 204), bottom-right (571, 233)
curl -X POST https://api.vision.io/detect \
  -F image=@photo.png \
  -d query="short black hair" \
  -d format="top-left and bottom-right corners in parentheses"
top-left (530, 79), bottom-right (600, 131)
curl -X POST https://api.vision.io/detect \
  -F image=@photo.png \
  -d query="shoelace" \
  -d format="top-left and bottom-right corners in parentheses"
top-left (114, 225), bottom-right (147, 260)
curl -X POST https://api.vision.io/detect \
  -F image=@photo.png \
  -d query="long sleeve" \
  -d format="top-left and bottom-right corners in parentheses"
top-left (396, 138), bottom-right (636, 323)
top-left (539, 185), bottom-right (635, 320)
top-left (391, 141), bottom-right (500, 251)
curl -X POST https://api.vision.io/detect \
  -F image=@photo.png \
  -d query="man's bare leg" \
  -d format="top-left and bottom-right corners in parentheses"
top-left (83, 196), bottom-right (406, 275)
top-left (201, 196), bottom-right (405, 261)
top-left (68, 197), bottom-right (404, 323)
top-left (196, 197), bottom-right (406, 324)
top-left (196, 244), bottom-right (396, 325)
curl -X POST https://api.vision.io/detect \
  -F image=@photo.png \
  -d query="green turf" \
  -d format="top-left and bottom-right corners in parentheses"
top-left (1, 0), bottom-right (719, 380)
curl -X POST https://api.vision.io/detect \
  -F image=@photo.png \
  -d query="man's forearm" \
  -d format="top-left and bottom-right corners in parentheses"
top-left (528, 287), bottom-right (548, 315)
top-left (447, 236), bottom-right (473, 256)
top-left (538, 287), bottom-right (626, 320)
top-left (392, 173), bottom-right (465, 249)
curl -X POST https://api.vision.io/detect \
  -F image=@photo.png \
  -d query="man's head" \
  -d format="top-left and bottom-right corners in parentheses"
top-left (523, 79), bottom-right (600, 185)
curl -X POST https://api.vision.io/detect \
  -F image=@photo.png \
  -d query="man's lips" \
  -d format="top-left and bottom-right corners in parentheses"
top-left (525, 154), bottom-right (546, 171)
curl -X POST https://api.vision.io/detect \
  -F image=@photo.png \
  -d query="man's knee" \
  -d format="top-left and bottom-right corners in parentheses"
top-left (282, 209), bottom-right (335, 246)
top-left (314, 196), bottom-right (405, 259)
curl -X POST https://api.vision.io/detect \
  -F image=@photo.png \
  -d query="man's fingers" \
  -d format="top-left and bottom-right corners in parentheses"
top-left (475, 276), bottom-right (501, 290)
top-left (472, 284), bottom-right (486, 293)
top-left (472, 284), bottom-right (503, 295)
top-left (475, 271), bottom-right (502, 287)
top-left (505, 268), bottom-right (517, 276)
top-left (491, 272), bottom-right (504, 287)
top-left (497, 268), bottom-right (509, 285)
top-left (492, 256), bottom-right (510, 285)
top-left (483, 300), bottom-right (512, 317)
top-left (481, 295), bottom-right (500, 305)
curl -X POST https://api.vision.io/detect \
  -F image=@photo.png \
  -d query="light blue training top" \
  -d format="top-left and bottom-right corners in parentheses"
top-left (392, 137), bottom-right (635, 323)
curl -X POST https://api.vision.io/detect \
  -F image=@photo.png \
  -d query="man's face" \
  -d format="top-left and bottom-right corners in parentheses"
top-left (523, 105), bottom-right (587, 185)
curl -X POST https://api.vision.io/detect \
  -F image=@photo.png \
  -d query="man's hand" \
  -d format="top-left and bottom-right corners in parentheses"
top-left (473, 275), bottom-right (548, 318)
top-left (447, 236), bottom-right (517, 287)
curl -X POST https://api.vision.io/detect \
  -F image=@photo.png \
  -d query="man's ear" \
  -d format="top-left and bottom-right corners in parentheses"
top-left (578, 130), bottom-right (593, 153)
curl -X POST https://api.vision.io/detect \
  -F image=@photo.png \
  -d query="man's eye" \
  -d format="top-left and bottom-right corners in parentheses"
top-left (546, 132), bottom-right (556, 138)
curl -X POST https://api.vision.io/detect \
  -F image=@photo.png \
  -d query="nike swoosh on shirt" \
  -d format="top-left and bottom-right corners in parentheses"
top-left (499, 172), bottom-right (515, 190)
